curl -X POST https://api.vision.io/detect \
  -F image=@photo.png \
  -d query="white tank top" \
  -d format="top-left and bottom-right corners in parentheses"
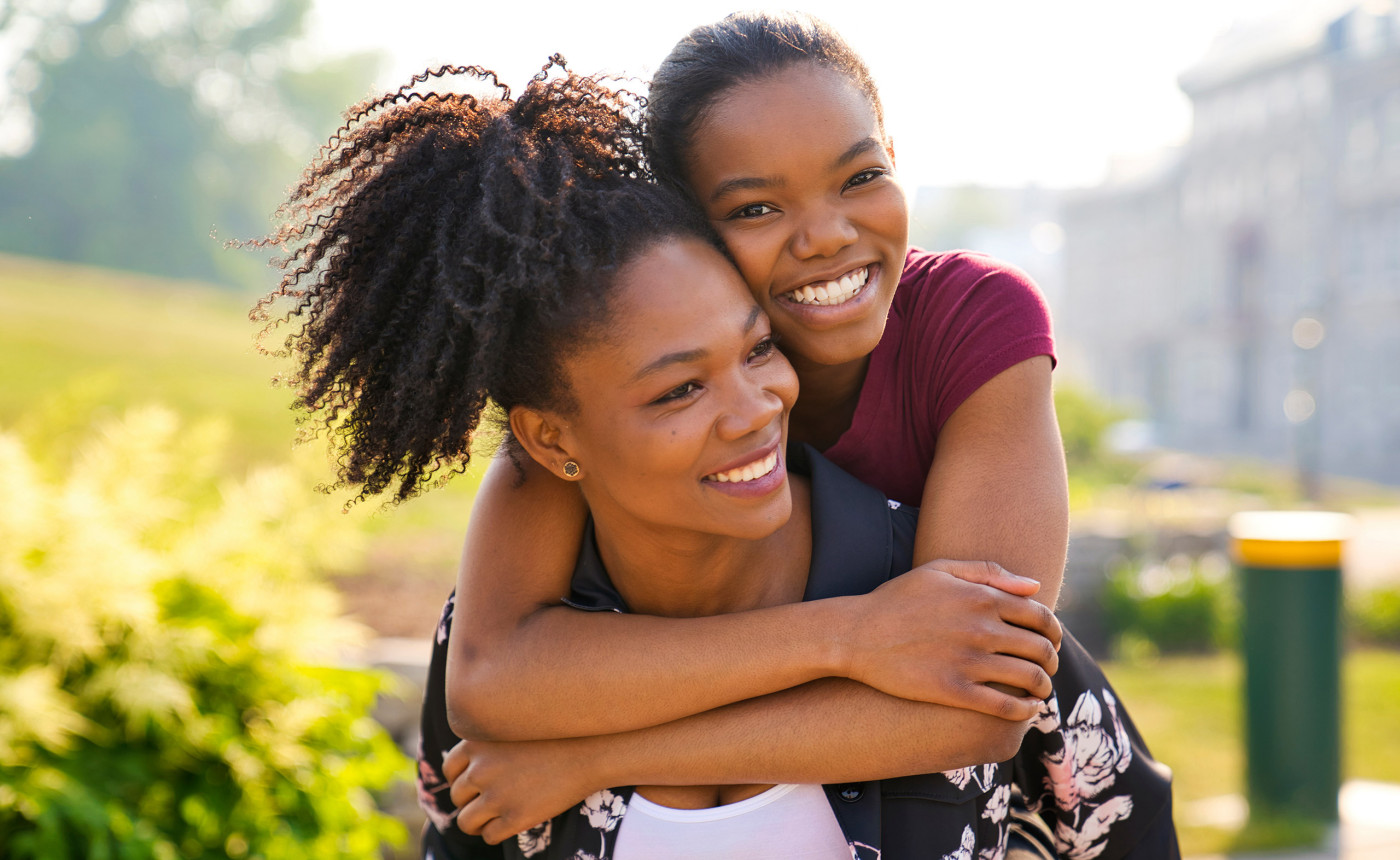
top-left (612, 783), bottom-right (851, 859)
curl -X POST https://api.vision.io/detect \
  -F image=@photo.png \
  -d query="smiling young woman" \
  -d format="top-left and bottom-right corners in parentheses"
top-left (256, 60), bottom-right (1071, 860)
top-left (429, 10), bottom-right (1177, 860)
top-left (681, 63), bottom-right (908, 389)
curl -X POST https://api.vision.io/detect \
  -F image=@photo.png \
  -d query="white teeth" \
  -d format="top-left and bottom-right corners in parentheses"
top-left (787, 266), bottom-right (869, 306)
top-left (706, 451), bottom-right (779, 484)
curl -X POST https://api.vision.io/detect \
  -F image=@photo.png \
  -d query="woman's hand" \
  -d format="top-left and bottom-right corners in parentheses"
top-left (842, 558), bottom-right (1062, 720)
top-left (445, 738), bottom-right (597, 845)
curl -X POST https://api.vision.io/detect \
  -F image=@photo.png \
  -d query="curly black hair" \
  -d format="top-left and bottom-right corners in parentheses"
top-left (646, 11), bottom-right (885, 194)
top-left (253, 58), bottom-right (714, 504)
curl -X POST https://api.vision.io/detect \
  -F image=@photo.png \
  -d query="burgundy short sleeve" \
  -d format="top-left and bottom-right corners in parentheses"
top-left (822, 248), bottom-right (1055, 506)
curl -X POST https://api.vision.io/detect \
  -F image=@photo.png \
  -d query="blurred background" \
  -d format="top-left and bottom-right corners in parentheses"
top-left (1, 1), bottom-right (1398, 858)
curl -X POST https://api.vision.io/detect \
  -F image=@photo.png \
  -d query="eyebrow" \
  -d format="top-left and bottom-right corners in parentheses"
top-left (706, 136), bottom-right (885, 205)
top-left (631, 306), bottom-right (764, 383)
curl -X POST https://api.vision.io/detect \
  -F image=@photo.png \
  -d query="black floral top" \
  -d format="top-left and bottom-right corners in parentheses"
top-left (418, 447), bottom-right (1179, 860)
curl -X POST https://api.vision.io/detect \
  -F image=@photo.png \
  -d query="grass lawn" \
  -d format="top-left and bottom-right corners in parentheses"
top-left (1103, 649), bottom-right (1400, 856)
top-left (0, 253), bottom-right (482, 608)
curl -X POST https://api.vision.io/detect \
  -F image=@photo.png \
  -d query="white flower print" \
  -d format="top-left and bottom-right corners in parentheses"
top-left (517, 820), bottom-right (552, 857)
top-left (941, 824), bottom-right (977, 860)
top-left (568, 852), bottom-right (599, 860)
top-left (436, 593), bottom-right (456, 645)
top-left (981, 783), bottom-right (1012, 825)
top-left (1053, 794), bottom-right (1134, 860)
top-left (942, 762), bottom-right (998, 793)
top-left (1042, 689), bottom-right (1133, 812)
top-left (415, 740), bottom-right (456, 833)
top-left (977, 783), bottom-right (1013, 860)
top-left (580, 789), bottom-right (627, 832)
top-left (1029, 693), bottom-right (1062, 734)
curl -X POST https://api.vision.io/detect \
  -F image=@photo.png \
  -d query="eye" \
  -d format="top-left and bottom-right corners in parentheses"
top-left (748, 335), bottom-right (777, 361)
top-left (845, 168), bottom-right (888, 189)
top-left (727, 202), bottom-right (777, 220)
top-left (653, 381), bottom-right (701, 405)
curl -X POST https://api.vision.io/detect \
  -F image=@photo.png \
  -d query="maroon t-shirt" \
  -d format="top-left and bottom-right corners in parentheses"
top-left (822, 248), bottom-right (1056, 506)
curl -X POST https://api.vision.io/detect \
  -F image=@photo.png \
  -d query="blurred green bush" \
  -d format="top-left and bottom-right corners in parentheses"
top-left (0, 406), bottom-right (408, 859)
top-left (1103, 553), bottom-right (1239, 656)
top-left (1350, 585), bottom-right (1400, 648)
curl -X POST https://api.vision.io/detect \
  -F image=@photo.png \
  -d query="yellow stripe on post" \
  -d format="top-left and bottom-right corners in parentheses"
top-left (1229, 511), bottom-right (1353, 569)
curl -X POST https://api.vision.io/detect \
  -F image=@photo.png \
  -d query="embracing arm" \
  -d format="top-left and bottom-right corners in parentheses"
top-left (448, 452), bottom-right (1057, 740)
top-left (916, 355), bottom-right (1069, 608)
top-left (448, 453), bottom-right (842, 740)
top-left (449, 676), bottom-right (1032, 843)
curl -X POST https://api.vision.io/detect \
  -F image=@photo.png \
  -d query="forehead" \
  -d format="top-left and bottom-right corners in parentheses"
top-left (689, 65), bottom-right (881, 174)
top-left (597, 237), bottom-right (760, 357)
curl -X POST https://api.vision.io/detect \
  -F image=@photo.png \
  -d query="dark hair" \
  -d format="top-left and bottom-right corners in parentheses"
top-left (646, 10), bottom-right (885, 191)
top-left (252, 59), bottom-right (714, 503)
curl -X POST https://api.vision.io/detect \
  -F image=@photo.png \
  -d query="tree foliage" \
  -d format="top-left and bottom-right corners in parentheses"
top-left (0, 406), bottom-right (408, 858)
top-left (0, 0), bottom-right (379, 286)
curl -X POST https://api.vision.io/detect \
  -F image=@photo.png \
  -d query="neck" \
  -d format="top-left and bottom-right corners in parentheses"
top-left (590, 479), bottom-right (812, 618)
top-left (787, 355), bottom-right (870, 451)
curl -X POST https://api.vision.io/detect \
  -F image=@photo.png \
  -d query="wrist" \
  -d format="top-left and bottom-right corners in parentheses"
top-left (814, 595), bottom-right (861, 681)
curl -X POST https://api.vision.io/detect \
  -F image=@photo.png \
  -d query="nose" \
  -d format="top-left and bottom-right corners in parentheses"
top-left (791, 200), bottom-right (858, 260)
top-left (716, 368), bottom-right (788, 443)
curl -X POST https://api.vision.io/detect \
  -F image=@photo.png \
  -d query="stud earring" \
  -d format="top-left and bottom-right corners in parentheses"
top-left (562, 460), bottom-right (580, 479)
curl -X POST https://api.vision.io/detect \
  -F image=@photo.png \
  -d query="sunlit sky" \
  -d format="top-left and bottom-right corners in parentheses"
top-left (305, 0), bottom-right (1350, 189)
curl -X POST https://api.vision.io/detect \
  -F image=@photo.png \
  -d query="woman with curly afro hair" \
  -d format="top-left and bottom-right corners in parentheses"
top-left (256, 40), bottom-right (1170, 860)
top-left (423, 12), bottom-right (1176, 860)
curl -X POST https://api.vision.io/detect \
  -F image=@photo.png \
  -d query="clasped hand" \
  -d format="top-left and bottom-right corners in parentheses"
top-left (842, 558), bottom-right (1062, 721)
top-left (442, 559), bottom-right (1061, 843)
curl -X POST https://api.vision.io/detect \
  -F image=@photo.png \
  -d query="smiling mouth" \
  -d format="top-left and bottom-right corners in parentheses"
top-left (704, 450), bottom-right (780, 484)
top-left (784, 266), bottom-right (869, 307)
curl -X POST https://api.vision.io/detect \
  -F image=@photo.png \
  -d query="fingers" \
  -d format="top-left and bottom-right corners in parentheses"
top-left (442, 740), bottom-right (471, 781)
top-left (995, 594), bottom-right (1063, 650)
top-left (950, 681), bottom-right (1045, 722)
top-left (455, 798), bottom-right (495, 838)
top-left (977, 653), bottom-right (1054, 700)
top-left (925, 558), bottom-right (1041, 597)
top-left (456, 799), bottom-right (539, 845)
top-left (482, 815), bottom-right (534, 845)
top-left (449, 773), bottom-right (480, 810)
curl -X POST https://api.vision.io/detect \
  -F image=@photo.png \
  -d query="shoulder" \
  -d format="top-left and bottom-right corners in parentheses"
top-left (797, 445), bottom-right (918, 589)
top-left (896, 248), bottom-right (1049, 321)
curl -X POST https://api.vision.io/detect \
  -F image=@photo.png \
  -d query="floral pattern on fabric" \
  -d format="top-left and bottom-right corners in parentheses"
top-left (942, 824), bottom-right (977, 860)
top-left (517, 821), bottom-right (552, 858)
top-left (978, 783), bottom-right (1012, 860)
top-left (577, 790), bottom-right (626, 858)
top-left (1026, 688), bottom-right (1137, 860)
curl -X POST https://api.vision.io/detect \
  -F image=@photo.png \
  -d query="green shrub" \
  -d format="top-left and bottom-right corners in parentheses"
top-left (1103, 553), bottom-right (1238, 656)
top-left (1350, 586), bottom-right (1400, 647)
top-left (0, 407), bottom-right (408, 859)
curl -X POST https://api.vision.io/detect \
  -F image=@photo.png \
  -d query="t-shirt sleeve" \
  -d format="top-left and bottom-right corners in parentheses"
top-left (909, 252), bottom-right (1056, 433)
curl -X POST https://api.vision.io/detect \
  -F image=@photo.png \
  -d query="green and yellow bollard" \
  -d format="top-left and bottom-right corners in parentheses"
top-left (1229, 511), bottom-right (1353, 822)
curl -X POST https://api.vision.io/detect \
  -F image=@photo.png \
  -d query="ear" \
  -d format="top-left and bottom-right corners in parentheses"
top-left (883, 134), bottom-right (897, 168)
top-left (508, 405), bottom-right (580, 479)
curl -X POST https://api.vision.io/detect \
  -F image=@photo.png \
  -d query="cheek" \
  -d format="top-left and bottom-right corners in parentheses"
top-left (769, 356), bottom-right (801, 409)
top-left (714, 228), bottom-right (780, 293)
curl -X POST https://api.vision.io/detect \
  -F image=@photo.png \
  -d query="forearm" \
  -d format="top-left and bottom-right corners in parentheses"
top-left (577, 678), bottom-right (1028, 789)
top-left (452, 597), bottom-right (857, 741)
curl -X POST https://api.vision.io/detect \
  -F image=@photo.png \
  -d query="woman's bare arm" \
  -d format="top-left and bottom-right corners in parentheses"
top-left (447, 677), bottom-right (1033, 843)
top-left (446, 454), bottom-right (1060, 741)
top-left (915, 356), bottom-right (1069, 607)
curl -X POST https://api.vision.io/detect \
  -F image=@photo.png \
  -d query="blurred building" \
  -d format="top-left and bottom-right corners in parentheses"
top-left (909, 184), bottom-right (1066, 312)
top-left (1061, 3), bottom-right (1400, 486)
